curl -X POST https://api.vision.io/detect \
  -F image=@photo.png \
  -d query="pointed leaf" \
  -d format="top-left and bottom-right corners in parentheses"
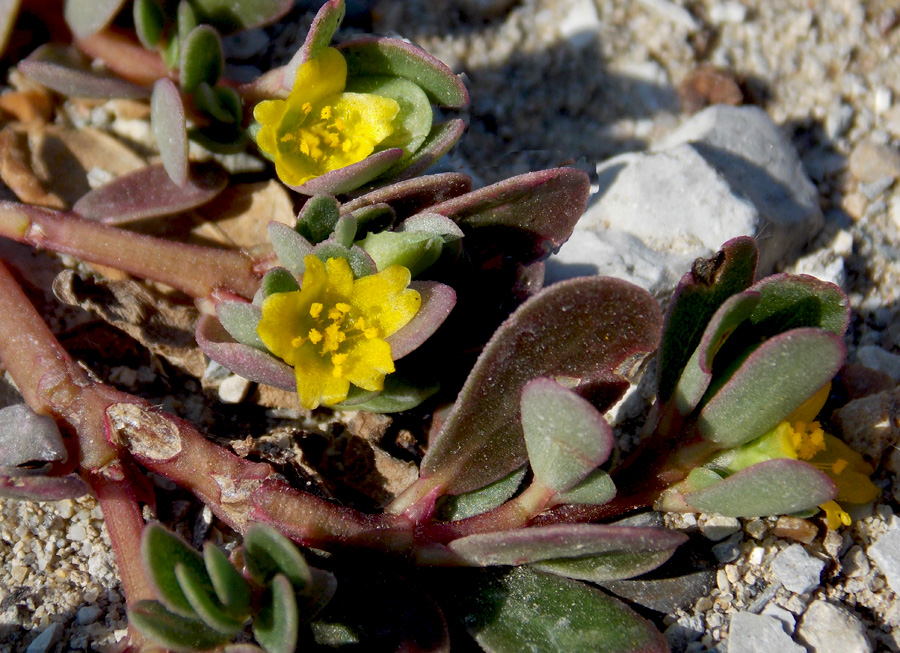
top-left (672, 290), bottom-right (760, 416)
top-left (383, 119), bottom-right (466, 182)
top-left (341, 173), bottom-right (472, 219)
top-left (289, 148), bottom-right (405, 196)
top-left (243, 523), bottom-right (311, 589)
top-left (428, 168), bottom-right (591, 267)
top-left (448, 524), bottom-right (687, 567)
top-left (253, 575), bottom-right (299, 653)
top-left (73, 162), bottom-right (227, 224)
top-left (435, 467), bottom-right (527, 522)
top-left (152, 78), bottom-right (189, 186)
top-left (339, 37), bottom-right (468, 108)
top-left (190, 0), bottom-right (292, 32)
top-left (313, 241), bottom-right (378, 278)
top-left (450, 568), bottom-right (668, 653)
top-left (204, 543), bottom-right (251, 618)
top-left (533, 549), bottom-right (676, 584)
top-left (554, 468), bottom-right (616, 506)
top-left (180, 25), bottom-right (223, 93)
top-left (196, 314), bottom-right (295, 391)
top-left (129, 600), bottom-right (230, 651)
top-left (64, 0), bottom-right (127, 39)
top-left (216, 301), bottom-right (265, 350)
top-left (296, 0), bottom-right (345, 68)
top-left (422, 277), bottom-right (661, 494)
top-left (296, 195), bottom-right (340, 244)
top-left (19, 44), bottom-right (149, 99)
top-left (698, 328), bottom-right (845, 448)
top-left (657, 236), bottom-right (758, 403)
top-left (175, 561), bottom-right (245, 635)
top-left (269, 221), bottom-right (314, 275)
top-left (682, 459), bottom-right (837, 517)
top-left (521, 378), bottom-right (613, 493)
top-left (142, 523), bottom-right (209, 618)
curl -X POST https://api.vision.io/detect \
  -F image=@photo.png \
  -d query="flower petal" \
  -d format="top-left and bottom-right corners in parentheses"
top-left (342, 337), bottom-right (394, 391)
top-left (352, 264), bottom-right (421, 337)
top-left (291, 47), bottom-right (347, 105)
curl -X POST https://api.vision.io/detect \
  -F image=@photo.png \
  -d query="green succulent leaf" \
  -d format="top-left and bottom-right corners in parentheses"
top-left (190, 0), bottom-right (292, 32)
top-left (345, 75), bottom-right (433, 161)
top-left (682, 459), bottom-right (837, 517)
top-left (216, 301), bottom-right (265, 350)
top-left (260, 268), bottom-right (300, 298)
top-left (554, 468), bottom-right (616, 506)
top-left (449, 568), bottom-right (669, 653)
top-left (339, 37), bottom-right (468, 108)
top-left (268, 222), bottom-right (314, 276)
top-left (151, 78), bottom-right (189, 186)
top-left (657, 236), bottom-right (758, 404)
top-left (698, 328), bottom-right (845, 448)
top-left (129, 600), bottom-right (231, 651)
top-left (204, 543), bottom-right (251, 618)
top-left (672, 290), bottom-right (761, 417)
top-left (332, 214), bottom-right (358, 249)
top-left (333, 371), bottom-right (438, 412)
top-left (177, 1), bottom-right (198, 43)
top-left (134, 0), bottom-right (165, 49)
top-left (355, 230), bottom-right (443, 277)
top-left (253, 574), bottom-right (299, 653)
top-left (532, 549), bottom-right (676, 584)
top-left (180, 25), bottom-right (224, 93)
top-left (142, 524), bottom-right (210, 618)
top-left (435, 467), bottom-right (528, 522)
top-left (64, 0), bottom-right (126, 39)
top-left (175, 561), bottom-right (245, 635)
top-left (296, 195), bottom-right (340, 244)
top-left (313, 241), bottom-right (378, 278)
top-left (296, 0), bottom-right (345, 65)
top-left (344, 202), bottom-right (395, 235)
top-left (521, 378), bottom-right (614, 494)
top-left (243, 523), bottom-right (312, 589)
top-left (194, 82), bottom-right (242, 124)
top-left (396, 211), bottom-right (464, 242)
top-left (383, 119), bottom-right (467, 182)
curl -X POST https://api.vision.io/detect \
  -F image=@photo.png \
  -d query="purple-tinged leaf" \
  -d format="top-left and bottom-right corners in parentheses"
top-left (268, 221), bottom-right (314, 276)
top-left (64, 0), bottom-right (127, 39)
top-left (386, 281), bottom-right (456, 360)
top-left (179, 25), bottom-right (224, 93)
top-left (421, 277), bottom-right (661, 494)
top-left (216, 301), bottom-right (265, 350)
top-left (151, 78), bottom-right (189, 186)
top-left (72, 162), bottom-right (227, 224)
top-left (196, 314), bottom-right (295, 391)
top-left (18, 44), bottom-right (150, 99)
top-left (428, 167), bottom-right (591, 268)
top-left (553, 468), bottom-right (616, 506)
top-left (533, 549), bottom-right (676, 584)
top-left (448, 524), bottom-right (687, 567)
top-left (383, 119), bottom-right (467, 183)
top-left (698, 328), bottom-right (845, 448)
top-left (682, 459), bottom-right (836, 517)
top-left (253, 574), bottom-right (299, 653)
top-left (334, 373), bottom-right (438, 413)
top-left (448, 568), bottom-right (669, 653)
top-left (142, 522), bottom-right (209, 618)
top-left (744, 272), bottom-right (851, 339)
top-left (191, 0), bottom-right (292, 32)
top-left (339, 37), bottom-right (468, 108)
top-left (288, 148), bottom-right (404, 196)
top-left (0, 473), bottom-right (90, 501)
top-left (313, 241), bottom-right (377, 278)
top-left (396, 212), bottom-right (464, 241)
top-left (175, 562), bottom-right (245, 635)
top-left (294, 0), bottom-right (345, 73)
top-left (672, 290), bottom-right (760, 416)
top-left (657, 236), bottom-right (758, 404)
top-left (129, 600), bottom-right (230, 650)
top-left (0, 404), bottom-right (66, 474)
top-left (341, 173), bottom-right (472, 219)
top-left (521, 378), bottom-right (614, 493)
top-left (435, 467), bottom-right (527, 522)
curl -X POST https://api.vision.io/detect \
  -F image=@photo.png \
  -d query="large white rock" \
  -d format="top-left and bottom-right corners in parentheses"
top-left (546, 105), bottom-right (823, 295)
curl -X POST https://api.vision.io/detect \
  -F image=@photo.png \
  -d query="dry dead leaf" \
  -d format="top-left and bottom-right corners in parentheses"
top-left (0, 126), bottom-right (66, 208)
top-left (0, 89), bottom-right (53, 124)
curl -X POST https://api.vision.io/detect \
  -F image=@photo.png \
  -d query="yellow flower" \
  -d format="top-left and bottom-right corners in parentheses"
top-left (257, 255), bottom-right (420, 409)
top-left (713, 383), bottom-right (880, 528)
top-left (253, 47), bottom-right (400, 186)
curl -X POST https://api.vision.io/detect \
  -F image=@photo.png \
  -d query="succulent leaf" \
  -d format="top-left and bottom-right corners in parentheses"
top-left (216, 301), bottom-right (265, 350)
top-left (129, 600), bottom-right (231, 651)
top-left (243, 523), bottom-right (312, 589)
top-left (194, 82), bottom-right (242, 124)
top-left (356, 230), bottom-right (443, 277)
top-left (296, 0), bottom-right (346, 67)
top-left (532, 549), bottom-right (676, 584)
top-left (134, 0), bottom-right (165, 49)
top-left (151, 78), bottom-right (189, 186)
top-left (383, 281), bottom-right (457, 360)
top-left (396, 212), bottom-right (464, 241)
top-left (435, 467), bottom-right (528, 522)
top-left (289, 148), bottom-right (405, 196)
top-left (204, 543), bottom-right (252, 618)
top-left (312, 241), bottom-right (378, 278)
top-left (190, 0), bottom-right (293, 32)
top-left (296, 195), bottom-right (341, 245)
top-left (332, 371), bottom-right (438, 412)
top-left (253, 574), bottom-right (299, 653)
top-left (64, 0), bottom-right (126, 39)
top-left (142, 523), bottom-right (211, 618)
top-left (19, 44), bottom-right (150, 99)
top-left (340, 172), bottom-right (472, 219)
top-left (174, 561), bottom-right (246, 635)
top-left (260, 268), bottom-right (300, 298)
top-left (332, 214), bottom-right (358, 249)
top-left (554, 469), bottom-right (616, 506)
top-left (180, 25), bottom-right (224, 93)
top-left (382, 119), bottom-right (467, 182)
top-left (268, 221), bottom-right (314, 276)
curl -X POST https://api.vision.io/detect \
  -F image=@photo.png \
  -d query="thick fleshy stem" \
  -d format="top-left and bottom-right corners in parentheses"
top-left (0, 201), bottom-right (261, 300)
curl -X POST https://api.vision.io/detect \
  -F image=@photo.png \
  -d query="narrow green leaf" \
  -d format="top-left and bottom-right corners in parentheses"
top-left (129, 600), bottom-right (230, 651)
top-left (296, 195), bottom-right (340, 244)
top-left (532, 550), bottom-right (675, 584)
top-left (554, 468), bottom-right (616, 506)
top-left (435, 467), bottom-right (527, 522)
top-left (142, 523), bottom-right (208, 618)
top-left (216, 301), bottom-right (265, 350)
top-left (683, 459), bottom-right (836, 517)
top-left (355, 230), bottom-right (443, 277)
top-left (253, 575), bottom-right (299, 653)
top-left (332, 214), bottom-right (358, 249)
top-left (134, 0), bottom-right (165, 49)
top-left (698, 328), bottom-right (845, 448)
top-left (204, 543), bottom-right (251, 618)
top-left (243, 524), bottom-right (312, 589)
top-left (521, 378), bottom-right (613, 493)
top-left (450, 568), bottom-right (668, 653)
top-left (175, 561), bottom-right (245, 635)
top-left (180, 25), bottom-right (223, 93)
top-left (177, 0), bottom-right (198, 43)
top-left (194, 82), bottom-right (242, 124)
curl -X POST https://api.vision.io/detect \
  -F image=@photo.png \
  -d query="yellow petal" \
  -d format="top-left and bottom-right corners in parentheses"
top-left (290, 47), bottom-right (347, 105)
top-left (341, 337), bottom-right (395, 391)
top-left (293, 350), bottom-right (351, 409)
top-left (324, 256), bottom-right (354, 299)
top-left (352, 265), bottom-right (420, 337)
top-left (786, 382), bottom-right (831, 424)
top-left (257, 291), bottom-right (305, 364)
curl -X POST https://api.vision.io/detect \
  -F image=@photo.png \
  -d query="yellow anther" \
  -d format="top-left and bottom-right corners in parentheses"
top-left (291, 335), bottom-right (305, 348)
top-left (320, 106), bottom-right (333, 120)
top-left (309, 303), bottom-right (323, 319)
top-left (336, 302), bottom-right (351, 313)
top-left (301, 102), bottom-right (312, 114)
top-left (363, 327), bottom-right (379, 339)
top-left (307, 329), bottom-right (322, 344)
top-left (832, 458), bottom-right (849, 475)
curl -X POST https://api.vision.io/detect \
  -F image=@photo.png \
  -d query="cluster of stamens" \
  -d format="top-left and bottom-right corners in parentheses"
top-left (290, 301), bottom-right (379, 377)
top-left (280, 103), bottom-right (353, 164)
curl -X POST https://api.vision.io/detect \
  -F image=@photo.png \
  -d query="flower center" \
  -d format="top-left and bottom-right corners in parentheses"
top-left (280, 102), bottom-right (353, 165)
top-left (788, 421), bottom-right (826, 460)
top-left (290, 300), bottom-right (381, 377)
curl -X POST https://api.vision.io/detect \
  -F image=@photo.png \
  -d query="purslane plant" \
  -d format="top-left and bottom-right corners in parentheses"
top-left (0, 0), bottom-right (883, 651)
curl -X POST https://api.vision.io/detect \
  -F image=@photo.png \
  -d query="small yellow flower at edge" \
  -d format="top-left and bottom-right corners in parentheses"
top-left (253, 47), bottom-right (400, 186)
top-left (257, 255), bottom-right (420, 410)
top-left (712, 383), bottom-right (880, 529)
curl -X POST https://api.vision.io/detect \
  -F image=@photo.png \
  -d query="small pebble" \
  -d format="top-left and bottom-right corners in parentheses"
top-left (761, 604), bottom-right (796, 633)
top-left (700, 514), bottom-right (742, 541)
top-left (867, 519), bottom-right (900, 593)
top-left (712, 532), bottom-right (743, 563)
top-left (772, 516), bottom-right (817, 544)
top-left (76, 604), bottom-right (102, 625)
top-left (842, 545), bottom-right (871, 578)
top-left (771, 544), bottom-right (825, 595)
top-left (727, 612), bottom-right (805, 653)
top-left (24, 623), bottom-right (62, 653)
top-left (849, 140), bottom-right (900, 184)
top-left (744, 519), bottom-right (767, 540)
top-left (218, 375), bottom-right (252, 404)
top-left (797, 599), bottom-right (872, 653)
